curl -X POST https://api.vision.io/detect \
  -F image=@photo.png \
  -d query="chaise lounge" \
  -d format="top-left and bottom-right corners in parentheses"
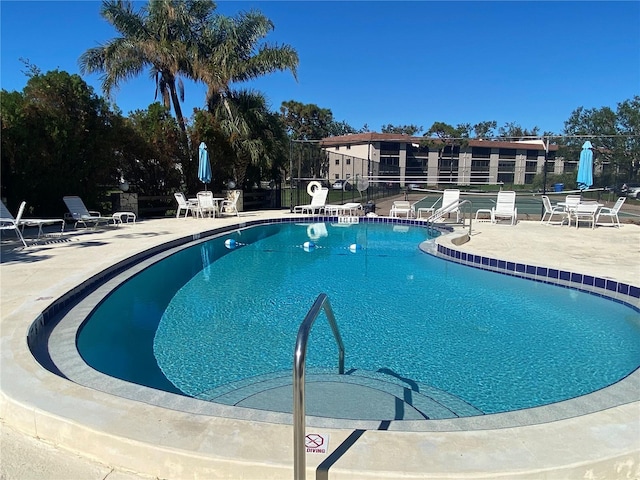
top-left (419, 189), bottom-right (461, 222)
top-left (63, 196), bottom-right (113, 228)
top-left (491, 191), bottom-right (518, 225)
top-left (1, 200), bottom-right (65, 245)
top-left (293, 187), bottom-right (329, 214)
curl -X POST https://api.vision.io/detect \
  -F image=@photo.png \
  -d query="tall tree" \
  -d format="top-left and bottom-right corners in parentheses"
top-left (381, 124), bottom-right (423, 136)
top-left (498, 122), bottom-right (540, 140)
top-left (328, 120), bottom-right (358, 137)
top-left (279, 101), bottom-right (334, 140)
top-left (421, 122), bottom-right (469, 184)
top-left (194, 9), bottom-right (298, 117)
top-left (188, 7), bottom-right (297, 186)
top-left (422, 121), bottom-right (468, 152)
top-left (472, 120), bottom-right (497, 138)
top-left (1, 70), bottom-right (118, 215)
top-left (279, 100), bottom-right (355, 140)
top-left (79, 0), bottom-right (216, 135)
top-left (117, 102), bottom-right (186, 195)
top-left (563, 96), bottom-right (640, 182)
top-left (617, 97), bottom-right (640, 180)
top-left (208, 90), bottom-right (288, 188)
top-left (188, 109), bottom-right (237, 192)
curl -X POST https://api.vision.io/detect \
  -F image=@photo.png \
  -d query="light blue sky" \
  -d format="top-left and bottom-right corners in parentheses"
top-left (1, 1), bottom-right (639, 135)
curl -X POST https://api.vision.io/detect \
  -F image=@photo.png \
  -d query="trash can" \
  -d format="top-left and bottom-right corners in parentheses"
top-left (363, 201), bottom-right (376, 215)
top-left (553, 183), bottom-right (564, 192)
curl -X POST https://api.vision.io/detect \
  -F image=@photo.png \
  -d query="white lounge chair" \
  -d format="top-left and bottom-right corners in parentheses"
top-left (418, 189), bottom-right (461, 222)
top-left (491, 191), bottom-right (518, 225)
top-left (540, 195), bottom-right (567, 225)
top-left (390, 201), bottom-right (415, 218)
top-left (1, 200), bottom-right (65, 241)
top-left (294, 187), bottom-right (329, 214)
top-left (324, 202), bottom-right (361, 215)
top-left (441, 189), bottom-right (461, 219)
top-left (571, 201), bottom-right (600, 229)
top-left (219, 190), bottom-right (240, 216)
top-left (174, 193), bottom-right (197, 218)
top-left (1, 201), bottom-right (27, 246)
top-left (306, 222), bottom-right (328, 240)
top-left (63, 196), bottom-right (113, 228)
top-left (596, 197), bottom-right (625, 228)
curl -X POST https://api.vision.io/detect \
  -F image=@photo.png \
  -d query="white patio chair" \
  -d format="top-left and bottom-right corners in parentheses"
top-left (174, 193), bottom-right (197, 218)
top-left (540, 195), bottom-right (567, 225)
top-left (562, 195), bottom-right (582, 226)
top-left (596, 197), bottom-right (626, 228)
top-left (491, 191), bottom-right (518, 225)
top-left (571, 201), bottom-right (600, 229)
top-left (0, 201), bottom-right (27, 247)
top-left (219, 190), bottom-right (240, 217)
top-left (389, 200), bottom-right (415, 218)
top-left (196, 191), bottom-right (216, 218)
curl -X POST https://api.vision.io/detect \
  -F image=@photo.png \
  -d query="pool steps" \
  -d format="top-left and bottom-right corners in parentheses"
top-left (195, 368), bottom-right (483, 420)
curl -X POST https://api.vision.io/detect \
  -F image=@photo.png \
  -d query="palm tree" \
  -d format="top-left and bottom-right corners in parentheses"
top-left (192, 9), bottom-right (298, 186)
top-left (193, 10), bottom-right (298, 108)
top-left (79, 0), bottom-right (216, 135)
top-left (208, 89), bottom-right (288, 188)
top-left (81, 1), bottom-right (297, 188)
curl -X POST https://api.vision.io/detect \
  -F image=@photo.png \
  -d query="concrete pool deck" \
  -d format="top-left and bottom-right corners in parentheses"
top-left (1, 210), bottom-right (639, 479)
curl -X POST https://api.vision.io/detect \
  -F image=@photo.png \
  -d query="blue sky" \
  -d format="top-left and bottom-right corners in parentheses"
top-left (1, 1), bottom-right (639, 135)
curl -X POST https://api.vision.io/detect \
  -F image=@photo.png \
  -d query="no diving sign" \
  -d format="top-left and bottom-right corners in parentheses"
top-left (305, 433), bottom-right (329, 454)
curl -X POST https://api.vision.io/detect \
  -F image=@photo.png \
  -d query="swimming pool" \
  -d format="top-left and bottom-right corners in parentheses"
top-left (75, 221), bottom-right (640, 419)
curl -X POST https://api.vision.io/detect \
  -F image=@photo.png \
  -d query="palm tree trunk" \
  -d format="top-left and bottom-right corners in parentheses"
top-left (235, 157), bottom-right (249, 189)
top-left (169, 82), bottom-right (187, 135)
top-left (168, 81), bottom-right (194, 191)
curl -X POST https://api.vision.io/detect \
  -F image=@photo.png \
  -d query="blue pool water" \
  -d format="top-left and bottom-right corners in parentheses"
top-left (77, 222), bottom-right (640, 415)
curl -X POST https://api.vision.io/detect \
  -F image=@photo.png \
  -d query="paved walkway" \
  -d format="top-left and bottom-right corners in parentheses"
top-left (1, 211), bottom-right (639, 479)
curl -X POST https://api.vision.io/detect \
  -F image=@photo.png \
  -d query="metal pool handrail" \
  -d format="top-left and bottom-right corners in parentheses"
top-left (293, 293), bottom-right (345, 480)
top-left (427, 198), bottom-right (474, 235)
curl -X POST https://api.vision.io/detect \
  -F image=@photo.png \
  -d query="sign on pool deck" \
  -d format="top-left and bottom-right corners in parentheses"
top-left (305, 433), bottom-right (329, 454)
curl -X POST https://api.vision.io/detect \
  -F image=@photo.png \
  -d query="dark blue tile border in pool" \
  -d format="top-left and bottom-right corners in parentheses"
top-left (435, 243), bottom-right (640, 311)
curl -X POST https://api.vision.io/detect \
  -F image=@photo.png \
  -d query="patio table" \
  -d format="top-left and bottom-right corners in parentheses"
top-left (190, 197), bottom-right (224, 218)
top-left (558, 201), bottom-right (603, 228)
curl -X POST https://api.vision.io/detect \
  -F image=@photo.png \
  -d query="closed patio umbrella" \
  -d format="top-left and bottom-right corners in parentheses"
top-left (577, 140), bottom-right (593, 191)
top-left (198, 142), bottom-right (212, 190)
